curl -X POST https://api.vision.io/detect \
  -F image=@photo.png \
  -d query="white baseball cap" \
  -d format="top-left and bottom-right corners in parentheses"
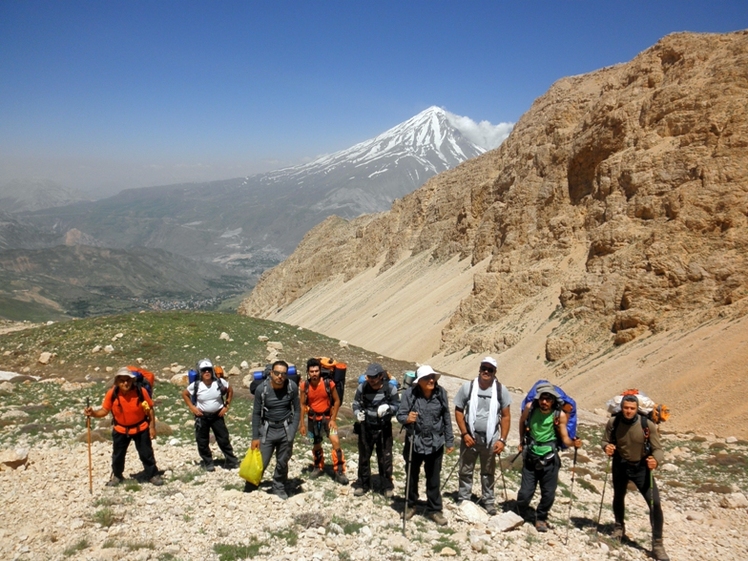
top-left (480, 357), bottom-right (498, 368)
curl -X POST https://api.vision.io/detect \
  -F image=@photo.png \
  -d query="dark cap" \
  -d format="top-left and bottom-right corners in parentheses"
top-left (364, 363), bottom-right (385, 378)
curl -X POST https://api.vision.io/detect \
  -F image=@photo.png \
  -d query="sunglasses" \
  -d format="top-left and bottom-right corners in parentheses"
top-left (538, 394), bottom-right (555, 402)
top-left (200, 368), bottom-right (212, 373)
top-left (271, 370), bottom-right (287, 376)
top-left (421, 374), bottom-right (436, 382)
top-left (479, 366), bottom-right (496, 374)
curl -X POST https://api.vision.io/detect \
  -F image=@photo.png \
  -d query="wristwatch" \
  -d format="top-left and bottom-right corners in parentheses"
top-left (498, 437), bottom-right (506, 444)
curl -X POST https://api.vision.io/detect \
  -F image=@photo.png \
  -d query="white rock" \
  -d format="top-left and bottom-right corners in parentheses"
top-left (725, 436), bottom-right (738, 444)
top-left (240, 361), bottom-right (249, 370)
top-left (720, 493), bottom-right (748, 509)
top-left (39, 351), bottom-right (53, 364)
top-left (105, 366), bottom-right (113, 372)
top-left (229, 366), bottom-right (241, 376)
top-left (0, 447), bottom-right (29, 469)
top-left (339, 340), bottom-right (349, 348)
top-left (91, 345), bottom-right (101, 353)
top-left (1, 409), bottom-right (29, 420)
top-left (661, 463), bottom-right (679, 472)
top-left (487, 510), bottom-right (525, 532)
top-left (104, 345), bottom-right (114, 354)
top-left (267, 341), bottom-right (283, 350)
top-left (219, 332), bottom-right (231, 341)
top-left (258, 336), bottom-right (269, 342)
top-left (457, 501), bottom-right (490, 524)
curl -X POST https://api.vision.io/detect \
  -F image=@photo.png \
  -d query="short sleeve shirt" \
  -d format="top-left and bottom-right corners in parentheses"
top-left (187, 378), bottom-right (229, 414)
top-left (453, 379), bottom-right (512, 434)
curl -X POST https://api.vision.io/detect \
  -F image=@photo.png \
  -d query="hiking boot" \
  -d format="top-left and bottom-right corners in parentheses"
top-left (612, 522), bottom-right (626, 540)
top-left (404, 506), bottom-right (417, 520)
top-left (105, 475), bottom-right (122, 487)
top-left (309, 467), bottom-right (324, 479)
top-left (353, 486), bottom-right (368, 497)
top-left (382, 487), bottom-right (394, 499)
top-left (273, 488), bottom-right (289, 500)
top-left (485, 504), bottom-right (497, 516)
top-left (202, 462), bottom-right (215, 472)
top-left (428, 511), bottom-right (448, 526)
top-left (334, 472), bottom-right (349, 485)
top-left (535, 520), bottom-right (549, 533)
top-left (243, 481), bottom-right (258, 493)
top-left (224, 460), bottom-right (240, 470)
top-left (651, 539), bottom-right (670, 561)
top-left (149, 475), bottom-right (164, 486)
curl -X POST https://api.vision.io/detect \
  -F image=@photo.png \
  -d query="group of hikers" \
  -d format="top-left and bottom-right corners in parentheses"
top-left (83, 356), bottom-right (669, 561)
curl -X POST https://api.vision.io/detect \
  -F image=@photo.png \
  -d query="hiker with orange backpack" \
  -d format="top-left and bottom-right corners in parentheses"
top-left (83, 367), bottom-right (163, 487)
top-left (299, 358), bottom-right (348, 485)
top-left (182, 359), bottom-right (240, 472)
top-left (516, 383), bottom-right (580, 532)
top-left (602, 395), bottom-right (669, 560)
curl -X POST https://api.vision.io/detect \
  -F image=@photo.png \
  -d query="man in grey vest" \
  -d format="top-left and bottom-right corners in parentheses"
top-left (246, 360), bottom-right (300, 500)
top-left (453, 356), bottom-right (511, 515)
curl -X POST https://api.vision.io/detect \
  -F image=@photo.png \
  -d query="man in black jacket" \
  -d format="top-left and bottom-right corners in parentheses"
top-left (352, 363), bottom-right (400, 498)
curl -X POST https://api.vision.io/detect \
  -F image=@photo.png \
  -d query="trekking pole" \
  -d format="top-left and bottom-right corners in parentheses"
top-left (86, 398), bottom-right (93, 494)
top-left (440, 445), bottom-right (466, 492)
top-left (508, 450), bottom-right (522, 465)
top-left (596, 455), bottom-right (612, 534)
top-left (564, 446), bottom-right (578, 545)
top-left (497, 450), bottom-right (508, 502)
top-left (402, 428), bottom-right (415, 536)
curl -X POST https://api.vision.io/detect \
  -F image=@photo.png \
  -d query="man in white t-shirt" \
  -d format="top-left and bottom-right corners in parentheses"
top-left (453, 356), bottom-right (512, 515)
top-left (182, 358), bottom-right (239, 471)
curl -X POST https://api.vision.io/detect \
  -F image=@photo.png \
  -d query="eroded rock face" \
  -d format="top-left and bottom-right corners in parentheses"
top-left (240, 31), bottom-right (748, 368)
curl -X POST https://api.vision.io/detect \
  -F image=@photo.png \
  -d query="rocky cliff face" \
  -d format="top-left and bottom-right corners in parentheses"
top-left (240, 31), bottom-right (748, 431)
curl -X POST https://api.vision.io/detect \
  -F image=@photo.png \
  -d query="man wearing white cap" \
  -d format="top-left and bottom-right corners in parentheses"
top-left (453, 356), bottom-right (511, 515)
top-left (397, 365), bottom-right (455, 525)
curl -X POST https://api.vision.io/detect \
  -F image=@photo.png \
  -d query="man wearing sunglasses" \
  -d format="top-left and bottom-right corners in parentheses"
top-left (248, 360), bottom-right (300, 499)
top-left (453, 356), bottom-right (512, 516)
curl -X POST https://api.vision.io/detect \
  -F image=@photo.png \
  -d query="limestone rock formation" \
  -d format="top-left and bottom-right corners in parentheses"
top-left (240, 31), bottom-right (748, 433)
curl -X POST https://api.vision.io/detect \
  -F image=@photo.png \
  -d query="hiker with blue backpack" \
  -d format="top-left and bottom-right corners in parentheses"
top-left (602, 395), bottom-right (669, 560)
top-left (245, 360), bottom-right (300, 500)
top-left (453, 356), bottom-right (511, 516)
top-left (516, 382), bottom-right (581, 532)
top-left (182, 358), bottom-right (239, 472)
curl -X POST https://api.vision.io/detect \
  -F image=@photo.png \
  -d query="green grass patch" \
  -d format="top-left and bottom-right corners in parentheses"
top-left (63, 538), bottom-right (89, 557)
top-left (213, 539), bottom-right (262, 561)
top-left (92, 507), bottom-right (117, 527)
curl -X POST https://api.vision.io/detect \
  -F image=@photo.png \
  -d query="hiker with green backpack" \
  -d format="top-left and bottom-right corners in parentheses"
top-left (602, 394), bottom-right (669, 561)
top-left (516, 383), bottom-right (581, 532)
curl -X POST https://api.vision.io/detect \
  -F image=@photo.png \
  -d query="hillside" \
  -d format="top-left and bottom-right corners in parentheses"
top-left (240, 31), bottom-right (748, 437)
top-left (0, 246), bottom-right (249, 321)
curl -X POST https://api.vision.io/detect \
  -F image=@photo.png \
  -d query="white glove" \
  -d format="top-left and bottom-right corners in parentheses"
top-left (377, 404), bottom-right (389, 418)
top-left (356, 410), bottom-right (366, 422)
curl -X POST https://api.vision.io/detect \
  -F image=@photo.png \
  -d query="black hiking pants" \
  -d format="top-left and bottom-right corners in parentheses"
top-left (357, 422), bottom-right (393, 490)
top-left (516, 453), bottom-right (560, 522)
top-left (111, 428), bottom-right (157, 480)
top-left (195, 413), bottom-right (238, 466)
top-left (405, 445), bottom-right (445, 513)
top-left (612, 456), bottom-right (664, 539)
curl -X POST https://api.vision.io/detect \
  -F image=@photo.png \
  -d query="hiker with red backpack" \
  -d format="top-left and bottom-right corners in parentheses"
top-left (516, 382), bottom-right (581, 532)
top-left (83, 367), bottom-right (163, 487)
top-left (299, 358), bottom-right (348, 485)
top-left (453, 356), bottom-right (512, 516)
top-left (182, 359), bottom-right (240, 472)
top-left (602, 395), bottom-right (669, 560)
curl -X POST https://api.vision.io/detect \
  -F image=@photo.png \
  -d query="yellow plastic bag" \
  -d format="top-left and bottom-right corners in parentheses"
top-left (239, 447), bottom-right (263, 485)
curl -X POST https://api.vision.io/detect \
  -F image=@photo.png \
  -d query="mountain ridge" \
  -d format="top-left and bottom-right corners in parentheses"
top-left (239, 30), bottom-right (748, 437)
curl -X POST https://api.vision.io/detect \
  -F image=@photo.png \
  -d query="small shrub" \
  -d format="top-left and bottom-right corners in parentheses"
top-left (213, 540), bottom-right (262, 561)
top-left (63, 538), bottom-right (89, 557)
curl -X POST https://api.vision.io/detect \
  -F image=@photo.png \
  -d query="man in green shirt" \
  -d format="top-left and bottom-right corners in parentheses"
top-left (516, 383), bottom-right (581, 532)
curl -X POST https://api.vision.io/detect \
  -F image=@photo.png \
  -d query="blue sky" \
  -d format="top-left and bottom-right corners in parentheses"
top-left (1, 1), bottom-right (746, 195)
